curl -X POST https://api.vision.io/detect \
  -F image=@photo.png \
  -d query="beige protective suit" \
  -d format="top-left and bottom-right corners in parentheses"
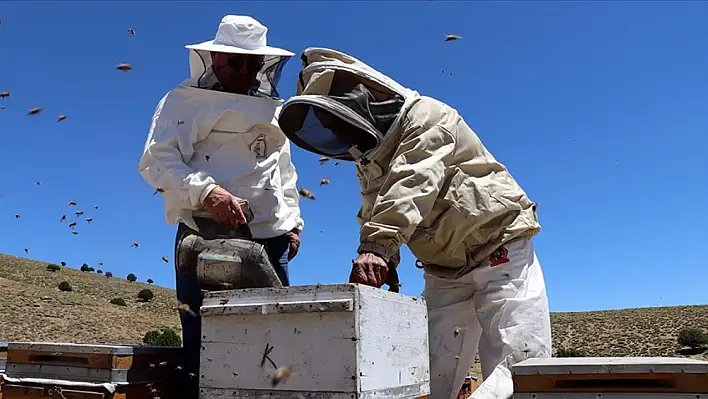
top-left (277, 48), bottom-right (552, 399)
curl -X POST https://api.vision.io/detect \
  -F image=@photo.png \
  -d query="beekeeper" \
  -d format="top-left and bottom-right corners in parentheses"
top-left (138, 15), bottom-right (303, 398)
top-left (277, 48), bottom-right (552, 399)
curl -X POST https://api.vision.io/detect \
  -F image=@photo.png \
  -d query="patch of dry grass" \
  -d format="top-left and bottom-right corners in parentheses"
top-left (0, 253), bottom-right (180, 345)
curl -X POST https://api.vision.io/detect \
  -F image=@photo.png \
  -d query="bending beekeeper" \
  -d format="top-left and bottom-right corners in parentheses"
top-left (277, 48), bottom-right (552, 399)
top-left (138, 15), bottom-right (304, 398)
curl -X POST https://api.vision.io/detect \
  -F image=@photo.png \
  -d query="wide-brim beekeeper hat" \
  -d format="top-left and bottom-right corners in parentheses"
top-left (183, 15), bottom-right (294, 99)
top-left (185, 15), bottom-right (294, 57)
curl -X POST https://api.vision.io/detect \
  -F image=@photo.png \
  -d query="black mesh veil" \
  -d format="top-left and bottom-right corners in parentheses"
top-left (189, 49), bottom-right (290, 99)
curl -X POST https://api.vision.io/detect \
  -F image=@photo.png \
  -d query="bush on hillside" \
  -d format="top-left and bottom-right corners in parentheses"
top-left (147, 278), bottom-right (154, 284)
top-left (110, 298), bottom-right (127, 307)
top-left (60, 261), bottom-right (66, 266)
top-left (137, 289), bottom-right (154, 302)
top-left (88, 267), bottom-right (95, 272)
top-left (678, 328), bottom-right (708, 349)
top-left (80, 264), bottom-right (91, 272)
top-left (143, 327), bottom-right (182, 347)
top-left (96, 269), bottom-right (103, 275)
top-left (127, 273), bottom-right (137, 283)
top-left (58, 281), bottom-right (72, 292)
top-left (46, 264), bottom-right (61, 272)
top-left (105, 271), bottom-right (113, 278)
top-left (554, 346), bottom-right (587, 357)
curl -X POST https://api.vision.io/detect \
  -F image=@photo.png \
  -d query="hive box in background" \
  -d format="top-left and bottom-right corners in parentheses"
top-left (512, 356), bottom-right (708, 398)
top-left (199, 283), bottom-right (431, 399)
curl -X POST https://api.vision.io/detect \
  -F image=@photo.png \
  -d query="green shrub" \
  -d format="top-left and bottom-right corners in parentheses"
top-left (143, 327), bottom-right (182, 347)
top-left (105, 271), bottom-right (113, 278)
top-left (80, 264), bottom-right (91, 272)
top-left (110, 298), bottom-right (127, 307)
top-left (554, 346), bottom-right (586, 357)
top-left (137, 289), bottom-right (154, 302)
top-left (46, 264), bottom-right (61, 272)
top-left (127, 273), bottom-right (137, 283)
top-left (96, 269), bottom-right (103, 275)
top-left (146, 278), bottom-right (154, 284)
top-left (58, 281), bottom-right (72, 292)
top-left (88, 267), bottom-right (95, 272)
top-left (60, 261), bottom-right (66, 266)
top-left (678, 328), bottom-right (708, 349)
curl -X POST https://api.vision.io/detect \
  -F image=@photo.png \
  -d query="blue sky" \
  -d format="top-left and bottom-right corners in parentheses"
top-left (1, 1), bottom-right (706, 313)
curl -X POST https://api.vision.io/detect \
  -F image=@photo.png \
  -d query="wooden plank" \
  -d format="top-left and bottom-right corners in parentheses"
top-left (6, 347), bottom-right (181, 373)
top-left (2, 381), bottom-right (178, 399)
top-left (512, 357), bottom-right (708, 376)
top-left (513, 372), bottom-right (708, 393)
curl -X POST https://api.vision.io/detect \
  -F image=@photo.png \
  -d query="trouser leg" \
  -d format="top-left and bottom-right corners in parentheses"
top-left (174, 224), bottom-right (202, 399)
top-left (468, 238), bottom-right (552, 399)
top-left (257, 233), bottom-right (291, 287)
top-left (423, 272), bottom-right (483, 399)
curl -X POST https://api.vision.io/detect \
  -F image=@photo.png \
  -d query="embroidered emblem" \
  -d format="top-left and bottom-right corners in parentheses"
top-left (250, 134), bottom-right (267, 160)
top-left (489, 246), bottom-right (510, 267)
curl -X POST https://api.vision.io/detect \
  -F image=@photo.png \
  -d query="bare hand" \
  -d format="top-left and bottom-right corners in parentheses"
top-left (203, 186), bottom-right (247, 227)
top-left (349, 252), bottom-right (388, 288)
top-left (285, 229), bottom-right (301, 261)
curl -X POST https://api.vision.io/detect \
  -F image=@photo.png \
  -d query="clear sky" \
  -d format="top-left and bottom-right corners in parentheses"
top-left (1, 1), bottom-right (706, 313)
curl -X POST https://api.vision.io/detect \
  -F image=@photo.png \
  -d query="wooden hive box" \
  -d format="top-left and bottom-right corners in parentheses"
top-left (1, 342), bottom-right (184, 399)
top-left (511, 356), bottom-right (708, 398)
top-left (0, 341), bottom-right (7, 399)
top-left (199, 283), bottom-right (431, 399)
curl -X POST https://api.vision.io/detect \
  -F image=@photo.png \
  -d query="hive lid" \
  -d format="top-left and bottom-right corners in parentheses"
top-left (512, 357), bottom-right (708, 376)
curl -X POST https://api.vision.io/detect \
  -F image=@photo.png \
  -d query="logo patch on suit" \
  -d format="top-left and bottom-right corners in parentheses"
top-left (489, 246), bottom-right (510, 267)
top-left (250, 134), bottom-right (267, 160)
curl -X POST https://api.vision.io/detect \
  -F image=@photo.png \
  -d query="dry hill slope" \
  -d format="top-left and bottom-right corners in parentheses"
top-left (0, 253), bottom-right (706, 361)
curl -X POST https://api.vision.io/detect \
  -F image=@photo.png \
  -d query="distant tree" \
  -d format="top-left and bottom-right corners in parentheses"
top-left (105, 271), bottom-right (113, 278)
top-left (88, 267), bottom-right (95, 272)
top-left (127, 273), bottom-right (137, 283)
top-left (143, 327), bottom-right (182, 347)
top-left (146, 278), bottom-right (154, 284)
top-left (678, 328), bottom-right (708, 349)
top-left (58, 281), bottom-right (72, 292)
top-left (46, 264), bottom-right (61, 272)
top-left (96, 269), bottom-right (103, 275)
top-left (110, 298), bottom-right (127, 307)
top-left (80, 264), bottom-right (91, 272)
top-left (60, 261), bottom-right (67, 266)
top-left (137, 289), bottom-right (154, 302)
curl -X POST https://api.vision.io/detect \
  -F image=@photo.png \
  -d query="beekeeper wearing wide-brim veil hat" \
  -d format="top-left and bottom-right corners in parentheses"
top-left (277, 47), bottom-right (552, 399)
top-left (138, 15), bottom-right (304, 399)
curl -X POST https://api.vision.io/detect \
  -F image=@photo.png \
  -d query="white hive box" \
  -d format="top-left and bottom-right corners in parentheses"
top-left (511, 356), bottom-right (708, 398)
top-left (198, 283), bottom-right (430, 399)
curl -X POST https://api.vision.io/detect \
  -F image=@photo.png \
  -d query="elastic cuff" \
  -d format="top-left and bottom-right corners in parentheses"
top-left (357, 242), bottom-right (396, 263)
top-left (198, 183), bottom-right (218, 207)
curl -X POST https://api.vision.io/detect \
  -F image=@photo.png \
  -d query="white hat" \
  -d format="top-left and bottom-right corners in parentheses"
top-left (185, 15), bottom-right (294, 57)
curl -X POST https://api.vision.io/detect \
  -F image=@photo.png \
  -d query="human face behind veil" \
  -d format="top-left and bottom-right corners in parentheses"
top-left (210, 52), bottom-right (265, 94)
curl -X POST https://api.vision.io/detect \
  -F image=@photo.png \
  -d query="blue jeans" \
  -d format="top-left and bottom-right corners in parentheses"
top-left (174, 224), bottom-right (290, 398)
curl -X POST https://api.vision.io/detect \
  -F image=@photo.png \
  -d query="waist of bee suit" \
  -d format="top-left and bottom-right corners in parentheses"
top-left (138, 84), bottom-right (305, 240)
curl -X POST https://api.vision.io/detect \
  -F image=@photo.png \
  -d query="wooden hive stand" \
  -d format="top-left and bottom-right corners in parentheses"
top-left (512, 356), bottom-right (708, 398)
top-left (1, 342), bottom-right (185, 399)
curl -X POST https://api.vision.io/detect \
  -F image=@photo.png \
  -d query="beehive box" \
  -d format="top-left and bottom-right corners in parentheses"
top-left (1, 342), bottom-right (184, 399)
top-left (0, 342), bottom-right (7, 399)
top-left (199, 283), bottom-right (430, 398)
top-left (512, 356), bottom-right (708, 398)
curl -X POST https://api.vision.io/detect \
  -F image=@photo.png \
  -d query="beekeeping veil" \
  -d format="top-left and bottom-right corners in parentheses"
top-left (278, 48), bottom-right (420, 163)
top-left (184, 15), bottom-right (293, 99)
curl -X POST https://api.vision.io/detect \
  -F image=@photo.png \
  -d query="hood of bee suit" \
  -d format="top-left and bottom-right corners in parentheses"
top-left (277, 47), bottom-right (420, 162)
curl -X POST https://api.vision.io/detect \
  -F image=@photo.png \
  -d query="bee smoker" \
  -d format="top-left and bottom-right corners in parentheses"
top-left (177, 200), bottom-right (283, 291)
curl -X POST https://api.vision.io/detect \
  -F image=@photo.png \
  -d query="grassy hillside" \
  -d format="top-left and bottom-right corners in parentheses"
top-left (0, 252), bottom-right (706, 362)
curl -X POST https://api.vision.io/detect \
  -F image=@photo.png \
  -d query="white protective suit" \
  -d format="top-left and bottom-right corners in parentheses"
top-left (276, 48), bottom-right (552, 399)
top-left (138, 48), bottom-right (304, 239)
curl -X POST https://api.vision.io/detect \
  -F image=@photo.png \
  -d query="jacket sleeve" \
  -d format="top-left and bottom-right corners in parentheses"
top-left (279, 138), bottom-right (305, 232)
top-left (138, 93), bottom-right (217, 208)
top-left (357, 124), bottom-right (456, 262)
